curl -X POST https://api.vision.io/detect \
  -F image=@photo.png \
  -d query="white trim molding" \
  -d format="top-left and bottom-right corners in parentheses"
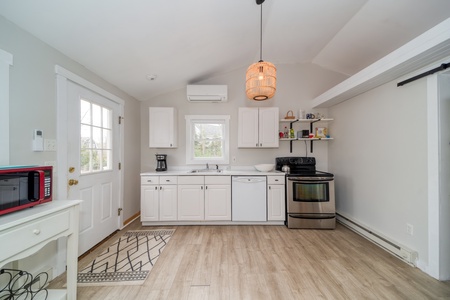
top-left (0, 49), bottom-right (13, 166)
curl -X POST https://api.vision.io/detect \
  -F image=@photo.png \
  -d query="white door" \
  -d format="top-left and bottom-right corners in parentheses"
top-left (67, 81), bottom-right (121, 255)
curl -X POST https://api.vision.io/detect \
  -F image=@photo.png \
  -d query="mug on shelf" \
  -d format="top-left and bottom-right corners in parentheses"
top-left (306, 113), bottom-right (315, 119)
top-left (298, 109), bottom-right (306, 119)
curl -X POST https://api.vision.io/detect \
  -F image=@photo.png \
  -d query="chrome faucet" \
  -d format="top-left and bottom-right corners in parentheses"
top-left (206, 163), bottom-right (209, 170)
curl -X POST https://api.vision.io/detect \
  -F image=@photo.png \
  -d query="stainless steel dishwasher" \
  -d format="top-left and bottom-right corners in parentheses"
top-left (232, 176), bottom-right (267, 221)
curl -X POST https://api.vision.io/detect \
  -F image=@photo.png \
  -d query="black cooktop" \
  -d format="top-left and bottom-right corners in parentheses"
top-left (275, 157), bottom-right (333, 177)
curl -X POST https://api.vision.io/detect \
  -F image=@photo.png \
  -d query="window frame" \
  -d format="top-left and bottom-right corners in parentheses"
top-left (185, 115), bottom-right (230, 165)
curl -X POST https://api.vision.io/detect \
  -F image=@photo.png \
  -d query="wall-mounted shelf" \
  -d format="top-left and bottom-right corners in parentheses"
top-left (279, 118), bottom-right (334, 153)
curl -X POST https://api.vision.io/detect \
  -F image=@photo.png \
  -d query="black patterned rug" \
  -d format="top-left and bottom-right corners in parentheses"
top-left (77, 229), bottom-right (175, 286)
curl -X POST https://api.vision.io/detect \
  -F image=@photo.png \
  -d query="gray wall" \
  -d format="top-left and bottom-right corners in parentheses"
top-left (0, 15), bottom-right (141, 223)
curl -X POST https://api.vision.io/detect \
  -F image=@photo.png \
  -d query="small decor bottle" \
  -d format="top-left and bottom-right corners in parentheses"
top-left (283, 126), bottom-right (288, 138)
top-left (290, 128), bottom-right (295, 138)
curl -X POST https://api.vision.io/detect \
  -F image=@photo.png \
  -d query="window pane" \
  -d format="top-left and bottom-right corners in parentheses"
top-left (102, 107), bottom-right (112, 129)
top-left (92, 127), bottom-right (102, 149)
top-left (80, 100), bottom-right (91, 125)
top-left (92, 149), bottom-right (101, 171)
top-left (194, 140), bottom-right (223, 158)
top-left (194, 123), bottom-right (223, 140)
top-left (103, 129), bottom-right (112, 149)
top-left (80, 125), bottom-right (91, 148)
top-left (102, 150), bottom-right (112, 170)
top-left (80, 149), bottom-right (91, 173)
top-left (92, 104), bottom-right (102, 127)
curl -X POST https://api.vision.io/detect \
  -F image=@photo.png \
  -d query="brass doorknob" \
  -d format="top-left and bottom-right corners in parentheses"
top-left (68, 179), bottom-right (79, 186)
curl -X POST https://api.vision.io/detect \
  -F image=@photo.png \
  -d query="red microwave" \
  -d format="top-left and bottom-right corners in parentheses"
top-left (0, 165), bottom-right (52, 216)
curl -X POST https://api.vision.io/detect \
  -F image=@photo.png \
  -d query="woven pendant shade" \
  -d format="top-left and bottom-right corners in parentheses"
top-left (246, 60), bottom-right (276, 100)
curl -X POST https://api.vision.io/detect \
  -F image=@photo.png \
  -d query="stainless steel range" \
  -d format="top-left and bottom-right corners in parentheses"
top-left (276, 157), bottom-right (335, 229)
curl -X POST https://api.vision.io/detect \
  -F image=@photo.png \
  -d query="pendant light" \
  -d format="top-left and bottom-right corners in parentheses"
top-left (246, 0), bottom-right (276, 101)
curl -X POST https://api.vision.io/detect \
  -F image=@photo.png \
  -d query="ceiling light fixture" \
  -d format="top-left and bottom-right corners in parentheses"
top-left (246, 0), bottom-right (276, 101)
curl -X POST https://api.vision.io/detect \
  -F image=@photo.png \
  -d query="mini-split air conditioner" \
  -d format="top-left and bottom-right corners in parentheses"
top-left (186, 85), bottom-right (228, 102)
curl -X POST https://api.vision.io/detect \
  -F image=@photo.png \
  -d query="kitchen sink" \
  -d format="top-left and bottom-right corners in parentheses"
top-left (188, 169), bottom-right (223, 174)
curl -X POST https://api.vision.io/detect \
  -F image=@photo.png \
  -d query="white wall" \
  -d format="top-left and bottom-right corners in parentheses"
top-left (0, 15), bottom-right (141, 223)
top-left (329, 77), bottom-right (429, 267)
top-left (141, 63), bottom-right (348, 172)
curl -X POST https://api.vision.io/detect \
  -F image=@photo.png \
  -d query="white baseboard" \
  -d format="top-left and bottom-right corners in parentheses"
top-left (337, 212), bottom-right (418, 266)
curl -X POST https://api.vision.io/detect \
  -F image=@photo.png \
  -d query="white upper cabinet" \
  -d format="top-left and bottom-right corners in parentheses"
top-left (238, 107), bottom-right (279, 148)
top-left (149, 107), bottom-right (177, 148)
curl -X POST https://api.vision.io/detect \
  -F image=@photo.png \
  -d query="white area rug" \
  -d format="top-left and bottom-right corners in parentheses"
top-left (77, 229), bottom-right (175, 286)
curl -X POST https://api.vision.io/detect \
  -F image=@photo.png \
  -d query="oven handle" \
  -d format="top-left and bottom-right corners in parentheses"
top-left (289, 214), bottom-right (336, 220)
top-left (288, 177), bottom-right (334, 183)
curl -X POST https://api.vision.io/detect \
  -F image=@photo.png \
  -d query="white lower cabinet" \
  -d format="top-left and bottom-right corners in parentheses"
top-left (141, 174), bottom-right (282, 224)
top-left (267, 175), bottom-right (286, 221)
top-left (178, 176), bottom-right (231, 221)
top-left (178, 176), bottom-right (205, 220)
top-left (141, 176), bottom-right (177, 221)
top-left (205, 176), bottom-right (231, 221)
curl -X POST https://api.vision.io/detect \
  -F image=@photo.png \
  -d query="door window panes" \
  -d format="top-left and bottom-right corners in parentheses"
top-left (80, 99), bottom-right (113, 174)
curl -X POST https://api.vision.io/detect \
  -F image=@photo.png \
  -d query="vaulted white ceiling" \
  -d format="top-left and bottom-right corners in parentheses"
top-left (1, 0), bottom-right (450, 101)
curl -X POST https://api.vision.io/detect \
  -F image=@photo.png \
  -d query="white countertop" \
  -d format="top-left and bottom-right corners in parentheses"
top-left (140, 169), bottom-right (285, 176)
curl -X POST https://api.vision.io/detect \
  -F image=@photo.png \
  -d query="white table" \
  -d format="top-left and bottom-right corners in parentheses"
top-left (0, 200), bottom-right (82, 300)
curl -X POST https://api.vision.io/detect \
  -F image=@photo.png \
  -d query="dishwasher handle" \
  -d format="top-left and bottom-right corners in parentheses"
top-left (232, 176), bottom-right (266, 183)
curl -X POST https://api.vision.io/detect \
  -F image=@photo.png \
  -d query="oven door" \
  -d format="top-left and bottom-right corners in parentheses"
top-left (287, 177), bottom-right (335, 214)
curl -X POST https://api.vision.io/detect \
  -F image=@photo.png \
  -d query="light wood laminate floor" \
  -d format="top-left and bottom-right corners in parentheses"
top-left (49, 219), bottom-right (450, 299)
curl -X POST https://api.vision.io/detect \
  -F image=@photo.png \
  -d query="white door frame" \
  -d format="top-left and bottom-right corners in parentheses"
top-left (55, 65), bottom-right (124, 268)
top-left (426, 70), bottom-right (450, 280)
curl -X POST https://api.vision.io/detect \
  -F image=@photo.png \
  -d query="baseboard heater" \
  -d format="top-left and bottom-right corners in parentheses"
top-left (336, 213), bottom-right (418, 266)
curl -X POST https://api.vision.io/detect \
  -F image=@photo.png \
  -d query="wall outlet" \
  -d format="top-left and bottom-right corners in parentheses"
top-left (406, 223), bottom-right (414, 236)
top-left (232, 156), bottom-right (236, 163)
top-left (44, 139), bottom-right (57, 151)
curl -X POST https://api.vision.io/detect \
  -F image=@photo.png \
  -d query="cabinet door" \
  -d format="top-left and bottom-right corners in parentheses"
top-left (267, 184), bottom-right (285, 221)
top-left (141, 185), bottom-right (159, 221)
top-left (177, 185), bottom-right (205, 220)
top-left (258, 107), bottom-right (279, 148)
top-left (238, 107), bottom-right (259, 148)
top-left (159, 185), bottom-right (178, 221)
top-left (205, 184), bottom-right (231, 221)
top-left (149, 107), bottom-right (177, 148)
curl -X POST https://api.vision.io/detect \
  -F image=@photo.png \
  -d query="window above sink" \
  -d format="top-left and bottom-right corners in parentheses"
top-left (185, 115), bottom-right (230, 165)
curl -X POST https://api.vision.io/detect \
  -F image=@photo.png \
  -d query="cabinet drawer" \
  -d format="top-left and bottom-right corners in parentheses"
top-left (205, 176), bottom-right (230, 185)
top-left (141, 176), bottom-right (159, 185)
top-left (267, 176), bottom-right (285, 185)
top-left (178, 176), bottom-right (204, 185)
top-left (159, 176), bottom-right (178, 184)
top-left (0, 210), bottom-right (70, 261)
